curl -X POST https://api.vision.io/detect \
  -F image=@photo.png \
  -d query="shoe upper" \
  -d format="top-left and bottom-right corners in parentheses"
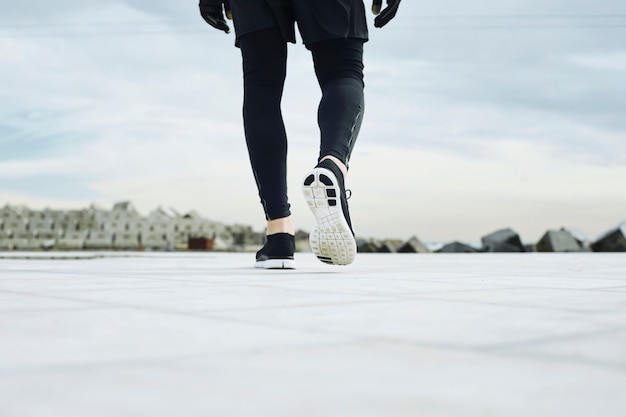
top-left (315, 159), bottom-right (354, 235)
top-left (256, 233), bottom-right (295, 261)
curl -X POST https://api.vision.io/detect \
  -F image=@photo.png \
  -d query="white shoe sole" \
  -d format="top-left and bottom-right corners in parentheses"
top-left (302, 167), bottom-right (357, 266)
top-left (255, 259), bottom-right (297, 269)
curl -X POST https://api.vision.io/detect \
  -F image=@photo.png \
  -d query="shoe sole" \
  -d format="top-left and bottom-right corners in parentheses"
top-left (302, 167), bottom-right (356, 266)
top-left (255, 259), bottom-right (296, 269)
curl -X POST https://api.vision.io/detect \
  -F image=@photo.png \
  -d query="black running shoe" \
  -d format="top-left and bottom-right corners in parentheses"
top-left (302, 159), bottom-right (357, 265)
top-left (255, 233), bottom-right (296, 269)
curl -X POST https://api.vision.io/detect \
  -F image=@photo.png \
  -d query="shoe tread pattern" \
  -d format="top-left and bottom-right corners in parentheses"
top-left (302, 167), bottom-right (356, 265)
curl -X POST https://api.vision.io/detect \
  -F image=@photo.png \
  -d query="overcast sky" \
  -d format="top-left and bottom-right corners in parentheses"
top-left (1, 0), bottom-right (625, 243)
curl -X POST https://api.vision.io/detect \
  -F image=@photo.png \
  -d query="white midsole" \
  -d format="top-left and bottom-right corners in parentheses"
top-left (255, 259), bottom-right (297, 269)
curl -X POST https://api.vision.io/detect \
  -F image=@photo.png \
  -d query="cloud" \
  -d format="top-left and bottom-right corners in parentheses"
top-left (571, 51), bottom-right (626, 71)
top-left (0, 0), bottom-right (625, 242)
top-left (347, 141), bottom-right (626, 242)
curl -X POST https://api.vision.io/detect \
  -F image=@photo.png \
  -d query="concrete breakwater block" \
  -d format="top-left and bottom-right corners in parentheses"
top-left (524, 243), bottom-right (536, 252)
top-left (536, 230), bottom-right (584, 252)
top-left (377, 239), bottom-right (404, 253)
top-left (84, 232), bottom-right (114, 249)
top-left (436, 241), bottom-right (479, 253)
top-left (56, 231), bottom-right (88, 250)
top-left (0, 231), bottom-right (14, 250)
top-left (481, 228), bottom-right (525, 252)
top-left (562, 227), bottom-right (591, 250)
top-left (592, 223), bottom-right (626, 252)
top-left (356, 238), bottom-right (377, 253)
top-left (397, 236), bottom-right (430, 253)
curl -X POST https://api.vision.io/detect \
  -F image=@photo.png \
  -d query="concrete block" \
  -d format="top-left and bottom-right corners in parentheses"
top-left (212, 236), bottom-right (232, 251)
top-left (0, 231), bottom-right (14, 250)
top-left (76, 220), bottom-right (102, 231)
top-left (356, 238), bottom-right (377, 253)
top-left (3, 220), bottom-right (28, 234)
top-left (84, 232), bottom-right (113, 249)
top-left (397, 236), bottom-right (430, 253)
top-left (295, 238), bottom-right (311, 253)
top-left (172, 231), bottom-right (189, 245)
top-left (11, 232), bottom-right (47, 250)
top-left (140, 233), bottom-right (170, 250)
top-left (102, 220), bottom-right (129, 232)
top-left (126, 220), bottom-right (149, 233)
top-left (55, 221), bottom-right (79, 233)
top-left (536, 230), bottom-right (584, 252)
top-left (28, 220), bottom-right (55, 233)
top-left (113, 232), bottom-right (140, 250)
top-left (42, 209), bottom-right (67, 223)
top-left (436, 241), bottom-right (479, 253)
top-left (37, 232), bottom-right (60, 250)
top-left (142, 222), bottom-right (176, 236)
top-left (592, 223), bottom-right (626, 252)
top-left (524, 244), bottom-right (536, 252)
top-left (481, 228), bottom-right (525, 252)
top-left (24, 210), bottom-right (44, 221)
top-left (57, 232), bottom-right (87, 250)
top-left (377, 239), bottom-right (403, 253)
top-left (64, 210), bottom-right (89, 222)
top-left (562, 227), bottom-right (591, 250)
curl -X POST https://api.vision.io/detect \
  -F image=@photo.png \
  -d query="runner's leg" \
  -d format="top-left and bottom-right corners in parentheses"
top-left (300, 38), bottom-right (364, 265)
top-left (311, 37), bottom-right (365, 170)
top-left (239, 28), bottom-right (292, 223)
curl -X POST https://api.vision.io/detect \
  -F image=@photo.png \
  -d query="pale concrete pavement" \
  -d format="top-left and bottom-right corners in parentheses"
top-left (1, 252), bottom-right (625, 417)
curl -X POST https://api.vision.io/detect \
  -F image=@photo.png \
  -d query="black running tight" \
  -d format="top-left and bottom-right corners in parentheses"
top-left (239, 28), bottom-right (364, 220)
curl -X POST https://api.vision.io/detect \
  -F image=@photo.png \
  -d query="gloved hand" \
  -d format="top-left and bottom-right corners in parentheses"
top-left (371, 0), bottom-right (401, 28)
top-left (199, 0), bottom-right (232, 33)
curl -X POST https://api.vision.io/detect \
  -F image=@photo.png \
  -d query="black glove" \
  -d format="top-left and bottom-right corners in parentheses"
top-left (371, 0), bottom-right (401, 28)
top-left (199, 0), bottom-right (232, 34)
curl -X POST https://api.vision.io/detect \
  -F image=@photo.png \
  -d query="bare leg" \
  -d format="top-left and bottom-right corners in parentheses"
top-left (267, 216), bottom-right (295, 236)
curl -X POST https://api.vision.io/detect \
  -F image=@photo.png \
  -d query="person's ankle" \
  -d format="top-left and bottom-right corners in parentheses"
top-left (319, 155), bottom-right (348, 178)
top-left (267, 216), bottom-right (295, 236)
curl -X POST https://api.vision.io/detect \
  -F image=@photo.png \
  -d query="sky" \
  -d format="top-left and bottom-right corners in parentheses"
top-left (1, 0), bottom-right (625, 244)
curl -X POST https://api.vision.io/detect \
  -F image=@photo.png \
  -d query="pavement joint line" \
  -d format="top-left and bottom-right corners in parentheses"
top-left (482, 348), bottom-right (626, 374)
top-left (476, 325), bottom-right (626, 352)
top-left (0, 337), bottom-right (395, 377)
top-left (259, 283), bottom-right (538, 296)
top-left (6, 276), bottom-right (520, 298)
top-left (0, 286), bottom-right (407, 313)
top-left (9, 285), bottom-right (221, 294)
top-left (372, 335), bottom-right (626, 374)
top-left (0, 288), bottom-right (401, 338)
top-left (387, 294), bottom-right (626, 314)
top-left (0, 254), bottom-right (141, 261)
top-left (6, 332), bottom-right (622, 378)
top-left (0, 271), bottom-right (359, 286)
top-left (20, 286), bottom-right (603, 364)
top-left (191, 312), bottom-right (626, 363)
top-left (1, 253), bottom-right (625, 416)
top-left (2, 284), bottom-right (621, 316)
top-left (588, 285), bottom-right (626, 291)
top-left (2, 336), bottom-right (625, 392)
top-left (0, 305), bottom-right (115, 315)
top-left (1, 281), bottom-right (413, 300)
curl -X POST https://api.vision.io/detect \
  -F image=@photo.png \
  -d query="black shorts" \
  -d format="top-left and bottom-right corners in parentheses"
top-left (230, 0), bottom-right (368, 48)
